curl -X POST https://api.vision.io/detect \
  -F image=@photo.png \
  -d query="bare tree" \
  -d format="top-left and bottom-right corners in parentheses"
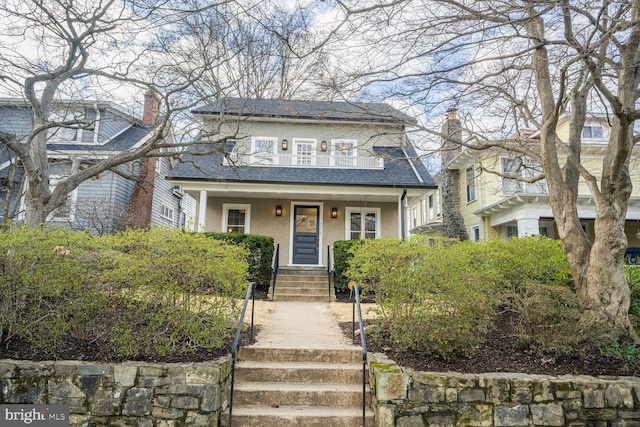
top-left (0, 0), bottom-right (332, 228)
top-left (323, 0), bottom-right (640, 338)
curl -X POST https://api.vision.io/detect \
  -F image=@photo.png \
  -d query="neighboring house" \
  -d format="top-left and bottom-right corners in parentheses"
top-left (409, 113), bottom-right (640, 247)
top-left (167, 98), bottom-right (435, 266)
top-left (0, 93), bottom-right (195, 233)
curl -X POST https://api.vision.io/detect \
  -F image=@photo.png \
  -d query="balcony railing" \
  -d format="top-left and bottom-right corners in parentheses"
top-left (224, 153), bottom-right (384, 169)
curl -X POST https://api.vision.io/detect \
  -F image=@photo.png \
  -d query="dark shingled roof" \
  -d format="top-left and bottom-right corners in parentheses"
top-left (193, 98), bottom-right (417, 125)
top-left (47, 124), bottom-right (154, 152)
top-left (168, 145), bottom-right (435, 189)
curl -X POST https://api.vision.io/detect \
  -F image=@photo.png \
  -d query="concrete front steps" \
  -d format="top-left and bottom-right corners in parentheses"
top-left (223, 347), bottom-right (373, 427)
top-left (271, 266), bottom-right (335, 302)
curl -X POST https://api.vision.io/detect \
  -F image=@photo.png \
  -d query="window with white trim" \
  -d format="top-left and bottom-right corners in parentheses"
top-left (47, 176), bottom-right (77, 221)
top-left (160, 204), bottom-right (174, 220)
top-left (471, 225), bottom-right (481, 241)
top-left (222, 204), bottom-right (251, 234)
top-left (501, 157), bottom-right (546, 195)
top-left (422, 198), bottom-right (427, 223)
top-left (47, 108), bottom-right (83, 143)
top-left (582, 125), bottom-right (604, 140)
top-left (293, 138), bottom-right (316, 166)
top-left (466, 166), bottom-right (476, 202)
top-left (346, 207), bottom-right (381, 240)
top-left (251, 137), bottom-right (277, 164)
top-left (332, 139), bottom-right (357, 167)
top-left (436, 189), bottom-right (441, 217)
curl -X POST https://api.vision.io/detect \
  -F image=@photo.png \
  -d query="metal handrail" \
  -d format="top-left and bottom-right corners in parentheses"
top-left (271, 243), bottom-right (280, 300)
top-left (228, 282), bottom-right (256, 427)
top-left (352, 285), bottom-right (368, 427)
top-left (327, 245), bottom-right (333, 303)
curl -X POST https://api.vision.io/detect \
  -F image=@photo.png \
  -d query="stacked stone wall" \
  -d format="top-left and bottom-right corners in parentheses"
top-left (0, 357), bottom-right (231, 427)
top-left (369, 354), bottom-right (640, 426)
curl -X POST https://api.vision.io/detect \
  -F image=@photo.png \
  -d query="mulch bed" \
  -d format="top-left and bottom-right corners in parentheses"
top-left (335, 293), bottom-right (640, 377)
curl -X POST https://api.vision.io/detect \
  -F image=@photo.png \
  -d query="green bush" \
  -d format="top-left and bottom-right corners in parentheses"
top-left (333, 240), bottom-right (364, 293)
top-left (204, 232), bottom-right (274, 287)
top-left (0, 226), bottom-right (249, 358)
top-left (511, 283), bottom-right (584, 356)
top-left (347, 238), bottom-right (499, 359)
top-left (345, 236), bottom-right (575, 359)
top-left (625, 266), bottom-right (640, 319)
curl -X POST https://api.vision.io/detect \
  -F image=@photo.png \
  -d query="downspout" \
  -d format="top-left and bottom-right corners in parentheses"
top-left (400, 188), bottom-right (407, 240)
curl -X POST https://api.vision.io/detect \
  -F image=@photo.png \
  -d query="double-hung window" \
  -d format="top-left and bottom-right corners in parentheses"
top-left (501, 157), bottom-right (546, 195)
top-left (332, 140), bottom-right (357, 167)
top-left (582, 125), bottom-right (604, 140)
top-left (251, 137), bottom-right (277, 164)
top-left (222, 204), bottom-right (251, 234)
top-left (47, 175), bottom-right (77, 221)
top-left (466, 166), bottom-right (476, 202)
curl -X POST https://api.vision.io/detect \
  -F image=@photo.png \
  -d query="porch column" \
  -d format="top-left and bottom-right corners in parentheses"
top-left (197, 190), bottom-right (208, 232)
top-left (517, 217), bottom-right (540, 237)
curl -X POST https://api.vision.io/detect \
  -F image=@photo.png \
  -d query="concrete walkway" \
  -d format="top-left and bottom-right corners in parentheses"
top-left (248, 302), bottom-right (359, 350)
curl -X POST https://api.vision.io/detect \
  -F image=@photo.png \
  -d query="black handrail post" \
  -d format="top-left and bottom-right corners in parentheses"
top-left (228, 282), bottom-right (256, 427)
top-left (327, 245), bottom-right (332, 303)
top-left (271, 244), bottom-right (279, 300)
top-left (354, 285), bottom-right (368, 427)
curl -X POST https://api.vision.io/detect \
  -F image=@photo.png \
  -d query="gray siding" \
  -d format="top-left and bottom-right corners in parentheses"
top-left (151, 157), bottom-right (196, 230)
top-left (98, 110), bottom-right (132, 143)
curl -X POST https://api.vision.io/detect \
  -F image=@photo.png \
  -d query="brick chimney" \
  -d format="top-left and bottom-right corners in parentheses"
top-left (128, 91), bottom-right (160, 228)
top-left (142, 89), bottom-right (160, 125)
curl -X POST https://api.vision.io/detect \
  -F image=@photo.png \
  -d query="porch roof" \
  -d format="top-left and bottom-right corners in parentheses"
top-left (167, 146), bottom-right (435, 189)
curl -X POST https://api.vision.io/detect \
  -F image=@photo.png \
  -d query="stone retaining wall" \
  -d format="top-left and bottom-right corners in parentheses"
top-left (369, 353), bottom-right (640, 426)
top-left (0, 357), bottom-right (231, 427)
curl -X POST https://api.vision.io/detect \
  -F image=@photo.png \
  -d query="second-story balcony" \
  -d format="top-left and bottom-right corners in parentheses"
top-left (224, 152), bottom-right (385, 169)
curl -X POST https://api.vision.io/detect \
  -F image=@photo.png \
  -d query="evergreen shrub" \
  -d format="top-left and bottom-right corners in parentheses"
top-left (0, 226), bottom-right (249, 358)
top-left (204, 232), bottom-right (274, 287)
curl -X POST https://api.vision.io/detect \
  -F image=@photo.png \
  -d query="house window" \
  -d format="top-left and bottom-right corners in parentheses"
top-left (160, 204), bottom-right (174, 220)
top-left (251, 137), bottom-right (277, 164)
top-left (582, 125), bottom-right (604, 140)
top-left (466, 166), bottom-right (476, 202)
top-left (507, 225), bottom-right (519, 239)
top-left (47, 108), bottom-right (83, 143)
top-left (347, 207), bottom-right (380, 240)
top-left (501, 157), bottom-right (546, 195)
top-left (471, 225), bottom-right (481, 241)
top-left (222, 203), bottom-right (251, 234)
top-left (436, 190), bottom-right (441, 217)
top-left (412, 207), bottom-right (417, 228)
top-left (332, 140), bottom-right (356, 167)
top-left (47, 176), bottom-right (77, 221)
top-left (293, 139), bottom-right (316, 166)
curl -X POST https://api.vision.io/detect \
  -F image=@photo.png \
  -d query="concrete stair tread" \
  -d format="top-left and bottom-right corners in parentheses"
top-left (236, 360), bottom-right (363, 370)
top-left (239, 347), bottom-right (362, 363)
top-left (229, 405), bottom-right (372, 416)
top-left (235, 381), bottom-right (367, 392)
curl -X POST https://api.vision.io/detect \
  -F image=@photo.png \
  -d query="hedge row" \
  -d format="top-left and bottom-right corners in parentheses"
top-left (0, 227), bottom-right (249, 359)
top-left (344, 236), bottom-right (576, 358)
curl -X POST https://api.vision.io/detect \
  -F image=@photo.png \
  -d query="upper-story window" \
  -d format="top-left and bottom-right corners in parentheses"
top-left (251, 137), bottom-right (277, 164)
top-left (47, 108), bottom-right (84, 143)
top-left (582, 125), bottom-right (604, 140)
top-left (428, 194), bottom-right (435, 220)
top-left (293, 138), bottom-right (316, 166)
top-left (501, 157), bottom-right (546, 195)
top-left (466, 166), bottom-right (476, 203)
top-left (46, 175), bottom-right (77, 221)
top-left (332, 139), bottom-right (357, 167)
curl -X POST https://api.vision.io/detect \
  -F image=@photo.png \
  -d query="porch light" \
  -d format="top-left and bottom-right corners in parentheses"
top-left (281, 139), bottom-right (288, 150)
top-left (276, 205), bottom-right (283, 216)
top-left (331, 207), bottom-right (338, 218)
top-left (321, 140), bottom-right (328, 151)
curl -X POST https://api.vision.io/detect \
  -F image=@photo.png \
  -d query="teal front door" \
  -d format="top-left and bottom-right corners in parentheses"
top-left (292, 205), bottom-right (319, 265)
